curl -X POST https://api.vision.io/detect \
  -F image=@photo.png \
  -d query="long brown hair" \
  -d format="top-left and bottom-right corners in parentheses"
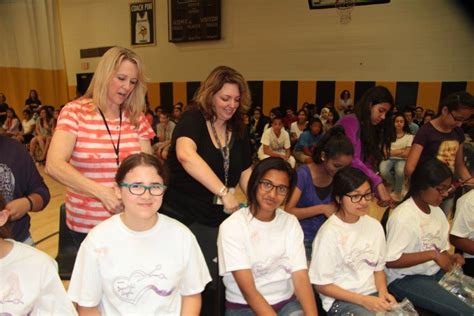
top-left (193, 66), bottom-right (251, 138)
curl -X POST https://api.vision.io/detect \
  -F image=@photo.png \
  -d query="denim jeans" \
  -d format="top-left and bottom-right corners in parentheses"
top-left (379, 158), bottom-right (406, 194)
top-left (225, 299), bottom-right (303, 316)
top-left (328, 292), bottom-right (377, 316)
top-left (388, 270), bottom-right (474, 315)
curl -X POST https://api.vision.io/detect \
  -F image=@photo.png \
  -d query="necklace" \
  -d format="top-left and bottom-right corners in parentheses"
top-left (98, 107), bottom-right (122, 166)
top-left (210, 120), bottom-right (230, 186)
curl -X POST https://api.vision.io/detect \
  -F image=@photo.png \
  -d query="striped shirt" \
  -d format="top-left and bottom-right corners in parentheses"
top-left (56, 98), bottom-right (155, 233)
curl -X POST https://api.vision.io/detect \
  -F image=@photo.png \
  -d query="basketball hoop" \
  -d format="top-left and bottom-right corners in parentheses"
top-left (335, 0), bottom-right (355, 24)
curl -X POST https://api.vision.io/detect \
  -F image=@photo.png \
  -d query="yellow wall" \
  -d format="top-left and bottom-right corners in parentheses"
top-left (59, 0), bottom-right (473, 87)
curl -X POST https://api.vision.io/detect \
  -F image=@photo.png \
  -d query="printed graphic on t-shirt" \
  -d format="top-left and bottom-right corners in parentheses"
top-left (251, 254), bottom-right (291, 279)
top-left (0, 163), bottom-right (14, 204)
top-left (343, 243), bottom-right (378, 269)
top-left (113, 265), bottom-right (174, 304)
top-left (269, 138), bottom-right (285, 152)
top-left (420, 217), bottom-right (443, 252)
top-left (437, 140), bottom-right (459, 171)
top-left (1, 273), bottom-right (24, 306)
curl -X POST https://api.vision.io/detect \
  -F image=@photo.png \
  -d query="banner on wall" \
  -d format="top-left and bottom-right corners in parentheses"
top-left (130, 1), bottom-right (155, 46)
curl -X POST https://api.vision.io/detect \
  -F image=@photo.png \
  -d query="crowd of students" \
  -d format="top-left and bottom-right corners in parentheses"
top-left (1, 46), bottom-right (474, 315)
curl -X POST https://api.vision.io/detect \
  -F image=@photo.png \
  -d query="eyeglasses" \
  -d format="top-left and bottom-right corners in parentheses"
top-left (344, 192), bottom-right (374, 203)
top-left (449, 111), bottom-right (467, 123)
top-left (120, 183), bottom-right (167, 196)
top-left (259, 180), bottom-right (289, 195)
top-left (434, 185), bottom-right (455, 195)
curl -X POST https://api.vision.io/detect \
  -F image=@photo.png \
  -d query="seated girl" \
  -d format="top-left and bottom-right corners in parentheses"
top-left (450, 189), bottom-right (474, 277)
top-left (218, 157), bottom-right (317, 316)
top-left (290, 109), bottom-right (308, 146)
top-left (0, 194), bottom-right (76, 315)
top-left (293, 117), bottom-right (323, 164)
top-left (286, 126), bottom-right (353, 260)
top-left (309, 167), bottom-right (395, 315)
top-left (29, 107), bottom-right (54, 162)
top-left (258, 114), bottom-right (296, 168)
top-left (68, 153), bottom-right (211, 315)
top-left (379, 113), bottom-right (413, 201)
top-left (385, 159), bottom-right (473, 315)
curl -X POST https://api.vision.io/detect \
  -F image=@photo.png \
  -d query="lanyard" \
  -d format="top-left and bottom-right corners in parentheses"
top-left (210, 120), bottom-right (230, 186)
top-left (98, 107), bottom-right (122, 166)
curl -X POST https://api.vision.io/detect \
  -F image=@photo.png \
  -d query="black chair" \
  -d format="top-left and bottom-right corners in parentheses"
top-left (55, 204), bottom-right (78, 280)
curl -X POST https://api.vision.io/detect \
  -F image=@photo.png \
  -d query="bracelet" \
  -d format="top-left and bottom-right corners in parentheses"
top-left (25, 196), bottom-right (33, 212)
top-left (217, 185), bottom-right (229, 198)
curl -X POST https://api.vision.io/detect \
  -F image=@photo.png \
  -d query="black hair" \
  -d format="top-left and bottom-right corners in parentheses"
top-left (297, 109), bottom-right (308, 118)
top-left (415, 106), bottom-right (424, 112)
top-left (271, 110), bottom-right (284, 124)
top-left (312, 126), bottom-right (354, 164)
top-left (438, 91), bottom-right (474, 115)
top-left (308, 117), bottom-right (323, 135)
top-left (116, 152), bottom-right (168, 186)
top-left (354, 86), bottom-right (394, 167)
top-left (340, 89), bottom-right (351, 99)
top-left (247, 157), bottom-right (296, 217)
top-left (327, 107), bottom-right (340, 124)
top-left (404, 159), bottom-right (453, 201)
top-left (332, 167), bottom-right (372, 206)
top-left (392, 113), bottom-right (411, 138)
top-left (402, 106), bottom-right (415, 115)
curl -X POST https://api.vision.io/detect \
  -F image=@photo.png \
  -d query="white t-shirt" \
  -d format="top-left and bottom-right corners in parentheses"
top-left (68, 214), bottom-right (211, 315)
top-left (218, 207), bottom-right (307, 305)
top-left (309, 214), bottom-right (386, 312)
top-left (21, 118), bottom-right (36, 135)
top-left (290, 121), bottom-right (305, 140)
top-left (0, 240), bottom-right (76, 316)
top-left (451, 190), bottom-right (474, 259)
top-left (258, 127), bottom-right (291, 155)
top-left (390, 133), bottom-right (414, 152)
top-left (385, 197), bottom-right (450, 284)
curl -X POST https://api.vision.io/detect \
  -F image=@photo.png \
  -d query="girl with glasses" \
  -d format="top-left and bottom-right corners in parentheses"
top-left (309, 167), bottom-right (395, 315)
top-left (386, 159), bottom-right (473, 315)
top-left (69, 153), bottom-right (211, 315)
top-left (405, 91), bottom-right (474, 216)
top-left (218, 157), bottom-right (317, 316)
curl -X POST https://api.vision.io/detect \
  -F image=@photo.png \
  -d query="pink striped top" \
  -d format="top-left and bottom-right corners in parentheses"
top-left (56, 98), bottom-right (155, 233)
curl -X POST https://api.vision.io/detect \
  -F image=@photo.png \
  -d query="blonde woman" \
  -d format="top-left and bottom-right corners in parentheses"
top-left (46, 47), bottom-right (154, 247)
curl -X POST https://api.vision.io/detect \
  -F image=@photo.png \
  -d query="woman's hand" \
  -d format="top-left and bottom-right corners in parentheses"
top-left (98, 186), bottom-right (123, 214)
top-left (360, 295), bottom-right (392, 312)
top-left (222, 192), bottom-right (240, 214)
top-left (323, 203), bottom-right (337, 218)
top-left (376, 184), bottom-right (395, 208)
top-left (452, 253), bottom-right (465, 267)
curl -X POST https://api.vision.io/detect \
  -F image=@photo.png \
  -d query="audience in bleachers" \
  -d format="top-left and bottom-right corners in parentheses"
top-left (290, 109), bottom-right (309, 146)
top-left (386, 159), bottom-right (473, 315)
top-left (258, 111), bottom-right (296, 167)
top-left (153, 110), bottom-right (175, 161)
top-left (12, 109), bottom-right (36, 144)
top-left (413, 106), bottom-right (424, 126)
top-left (286, 126), bottom-right (353, 260)
top-left (293, 117), bottom-right (323, 164)
top-left (29, 106), bottom-right (55, 163)
top-left (283, 107), bottom-right (297, 130)
top-left (0, 93), bottom-right (8, 126)
top-left (24, 89), bottom-right (42, 113)
top-left (379, 113), bottom-right (414, 201)
top-left (1, 107), bottom-right (20, 137)
top-left (402, 106), bottom-right (419, 135)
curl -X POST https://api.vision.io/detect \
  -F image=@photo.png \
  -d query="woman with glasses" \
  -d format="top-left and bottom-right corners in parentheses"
top-left (218, 157), bottom-right (317, 316)
top-left (405, 91), bottom-right (474, 215)
top-left (69, 153), bottom-right (211, 315)
top-left (309, 167), bottom-right (395, 315)
top-left (386, 159), bottom-right (473, 315)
